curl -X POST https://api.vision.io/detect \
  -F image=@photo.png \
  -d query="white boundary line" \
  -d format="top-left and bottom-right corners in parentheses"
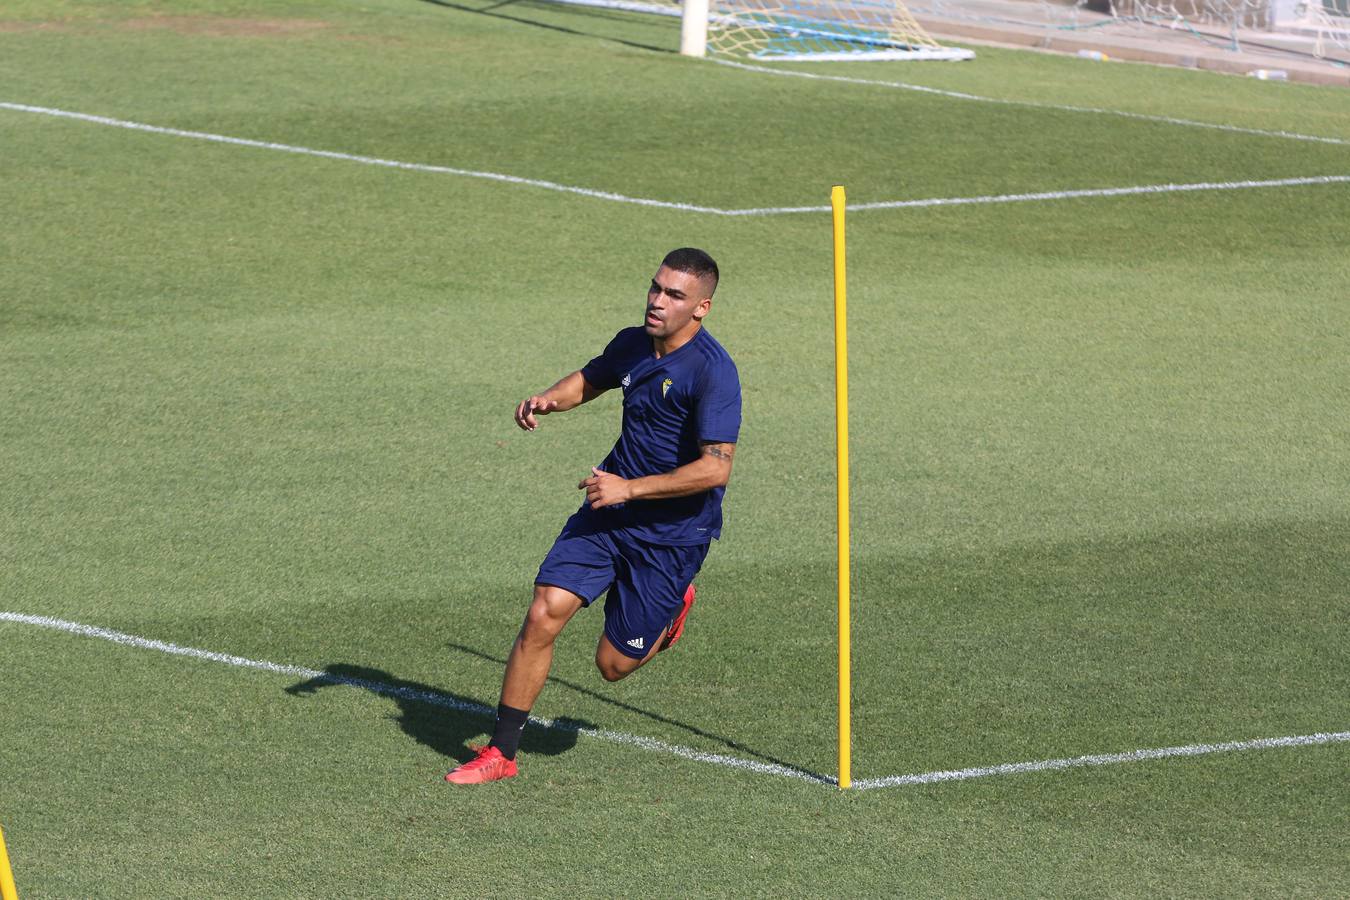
top-left (709, 59), bottom-right (1350, 147)
top-left (0, 611), bottom-right (829, 785)
top-left (4, 611), bottom-right (1346, 790)
top-left (0, 102), bottom-right (727, 216)
top-left (3, 101), bottom-right (1347, 216)
top-left (851, 732), bottom-right (1350, 790)
top-left (726, 175), bottom-right (1350, 213)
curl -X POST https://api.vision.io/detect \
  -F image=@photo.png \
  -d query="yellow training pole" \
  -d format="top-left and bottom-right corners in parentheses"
top-left (831, 185), bottom-right (852, 791)
top-left (0, 823), bottom-right (18, 900)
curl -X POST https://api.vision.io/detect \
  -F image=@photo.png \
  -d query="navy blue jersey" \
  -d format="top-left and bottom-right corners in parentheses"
top-left (579, 326), bottom-right (741, 546)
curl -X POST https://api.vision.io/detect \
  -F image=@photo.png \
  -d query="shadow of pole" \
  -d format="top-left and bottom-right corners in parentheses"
top-left (417, 0), bottom-right (679, 54)
top-left (447, 641), bottom-right (809, 773)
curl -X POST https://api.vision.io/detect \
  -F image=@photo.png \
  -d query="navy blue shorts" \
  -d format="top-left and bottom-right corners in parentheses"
top-left (536, 509), bottom-right (710, 659)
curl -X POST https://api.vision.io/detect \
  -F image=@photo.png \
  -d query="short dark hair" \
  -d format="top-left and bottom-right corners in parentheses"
top-left (662, 247), bottom-right (719, 296)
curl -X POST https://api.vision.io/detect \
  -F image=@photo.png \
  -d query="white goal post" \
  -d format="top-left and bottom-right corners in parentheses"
top-left (682, 0), bottom-right (713, 54)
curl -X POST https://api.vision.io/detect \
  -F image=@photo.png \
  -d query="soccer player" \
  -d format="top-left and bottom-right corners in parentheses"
top-left (445, 248), bottom-right (741, 784)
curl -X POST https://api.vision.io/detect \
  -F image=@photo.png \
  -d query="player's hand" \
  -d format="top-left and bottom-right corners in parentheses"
top-left (515, 395), bottom-right (558, 431)
top-left (579, 467), bottom-right (632, 509)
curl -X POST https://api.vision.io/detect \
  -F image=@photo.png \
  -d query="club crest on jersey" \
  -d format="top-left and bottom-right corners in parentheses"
top-left (662, 378), bottom-right (673, 398)
top-left (621, 373), bottom-right (631, 387)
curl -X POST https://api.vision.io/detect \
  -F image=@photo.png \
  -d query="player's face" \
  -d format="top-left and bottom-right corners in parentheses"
top-left (645, 266), bottom-right (712, 343)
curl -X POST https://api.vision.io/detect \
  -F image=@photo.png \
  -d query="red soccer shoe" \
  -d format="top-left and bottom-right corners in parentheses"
top-left (660, 584), bottom-right (696, 651)
top-left (444, 745), bottom-right (518, 784)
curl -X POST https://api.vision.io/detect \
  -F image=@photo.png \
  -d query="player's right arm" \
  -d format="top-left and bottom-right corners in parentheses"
top-left (515, 370), bottom-right (606, 431)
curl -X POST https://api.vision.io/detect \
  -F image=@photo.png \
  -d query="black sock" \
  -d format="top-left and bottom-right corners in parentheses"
top-left (488, 703), bottom-right (530, 761)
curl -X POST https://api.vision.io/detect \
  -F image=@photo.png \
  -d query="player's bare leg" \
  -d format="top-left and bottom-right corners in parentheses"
top-left (501, 584), bottom-right (585, 709)
top-left (445, 584), bottom-right (582, 784)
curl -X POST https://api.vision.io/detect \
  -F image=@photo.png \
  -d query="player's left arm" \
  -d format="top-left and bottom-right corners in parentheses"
top-left (579, 441), bottom-right (735, 508)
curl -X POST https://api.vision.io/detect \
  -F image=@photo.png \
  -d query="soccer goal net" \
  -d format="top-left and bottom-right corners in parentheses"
top-left (696, 0), bottom-right (975, 59)
top-left (543, 0), bottom-right (975, 59)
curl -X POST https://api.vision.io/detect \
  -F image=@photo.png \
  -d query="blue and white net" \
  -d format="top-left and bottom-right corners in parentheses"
top-left (709, 0), bottom-right (974, 57)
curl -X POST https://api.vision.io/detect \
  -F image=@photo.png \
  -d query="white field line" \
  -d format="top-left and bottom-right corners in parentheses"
top-left (851, 731), bottom-right (1350, 790)
top-left (0, 102), bottom-right (726, 216)
top-left (3, 101), bottom-right (1347, 216)
top-left (726, 175), bottom-right (1350, 213)
top-left (0, 611), bottom-right (828, 784)
top-left (5, 611), bottom-right (1347, 790)
top-left (709, 59), bottom-right (1350, 148)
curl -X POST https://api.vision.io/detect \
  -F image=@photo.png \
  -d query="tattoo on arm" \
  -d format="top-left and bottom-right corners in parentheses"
top-left (700, 442), bottom-right (736, 462)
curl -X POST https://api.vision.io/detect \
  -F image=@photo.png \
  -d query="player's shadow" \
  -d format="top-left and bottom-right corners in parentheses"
top-left (285, 664), bottom-right (593, 764)
top-left (416, 0), bottom-right (677, 54)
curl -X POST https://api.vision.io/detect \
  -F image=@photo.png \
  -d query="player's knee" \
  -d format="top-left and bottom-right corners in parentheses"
top-left (596, 658), bottom-right (630, 682)
top-left (522, 599), bottom-right (553, 632)
top-left (521, 588), bottom-right (574, 640)
top-left (594, 649), bottom-right (636, 682)
top-left (520, 610), bottom-right (560, 649)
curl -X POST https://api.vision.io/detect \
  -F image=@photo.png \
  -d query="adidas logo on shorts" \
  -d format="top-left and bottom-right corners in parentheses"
top-left (626, 637), bottom-right (644, 650)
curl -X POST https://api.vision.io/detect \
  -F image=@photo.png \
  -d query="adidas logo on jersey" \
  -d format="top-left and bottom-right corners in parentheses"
top-left (621, 373), bottom-right (631, 387)
top-left (626, 636), bottom-right (644, 650)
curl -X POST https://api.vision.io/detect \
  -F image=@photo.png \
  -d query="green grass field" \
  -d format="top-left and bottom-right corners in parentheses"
top-left (2, 0), bottom-right (1349, 895)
